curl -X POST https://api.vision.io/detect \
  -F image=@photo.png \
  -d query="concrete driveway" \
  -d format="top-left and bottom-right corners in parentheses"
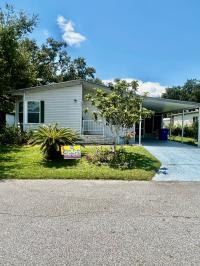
top-left (1, 180), bottom-right (200, 266)
top-left (144, 140), bottom-right (200, 181)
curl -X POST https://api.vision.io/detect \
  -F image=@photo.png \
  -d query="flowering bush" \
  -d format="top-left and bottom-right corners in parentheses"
top-left (124, 131), bottom-right (135, 144)
top-left (86, 146), bottom-right (135, 169)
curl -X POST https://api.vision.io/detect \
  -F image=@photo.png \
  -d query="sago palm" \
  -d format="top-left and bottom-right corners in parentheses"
top-left (30, 124), bottom-right (80, 160)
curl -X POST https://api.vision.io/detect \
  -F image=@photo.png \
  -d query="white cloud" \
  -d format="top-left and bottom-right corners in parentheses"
top-left (103, 78), bottom-right (166, 97)
top-left (57, 15), bottom-right (86, 47)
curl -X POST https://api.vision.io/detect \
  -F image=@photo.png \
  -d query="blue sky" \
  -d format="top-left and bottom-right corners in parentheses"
top-left (7, 0), bottom-right (200, 95)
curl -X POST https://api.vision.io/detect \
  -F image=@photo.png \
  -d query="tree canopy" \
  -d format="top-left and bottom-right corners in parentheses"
top-left (0, 4), bottom-right (96, 112)
top-left (162, 79), bottom-right (200, 103)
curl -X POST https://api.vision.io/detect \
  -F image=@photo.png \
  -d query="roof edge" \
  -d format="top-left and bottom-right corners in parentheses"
top-left (9, 79), bottom-right (110, 95)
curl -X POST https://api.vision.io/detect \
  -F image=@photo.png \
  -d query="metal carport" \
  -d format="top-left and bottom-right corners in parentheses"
top-left (139, 97), bottom-right (200, 148)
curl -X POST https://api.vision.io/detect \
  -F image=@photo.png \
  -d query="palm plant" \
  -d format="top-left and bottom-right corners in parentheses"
top-left (29, 124), bottom-right (80, 160)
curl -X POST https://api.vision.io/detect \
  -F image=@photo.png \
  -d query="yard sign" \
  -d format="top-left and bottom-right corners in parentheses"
top-left (61, 145), bottom-right (81, 159)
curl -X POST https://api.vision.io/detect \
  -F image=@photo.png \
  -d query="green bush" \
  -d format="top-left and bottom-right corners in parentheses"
top-left (170, 122), bottom-right (198, 140)
top-left (171, 124), bottom-right (182, 136)
top-left (184, 125), bottom-right (194, 138)
top-left (86, 146), bottom-right (135, 169)
top-left (29, 124), bottom-right (80, 160)
top-left (192, 121), bottom-right (198, 140)
top-left (0, 125), bottom-right (31, 145)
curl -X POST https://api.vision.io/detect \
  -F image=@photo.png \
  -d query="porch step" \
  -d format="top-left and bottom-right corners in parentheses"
top-left (80, 135), bottom-right (115, 145)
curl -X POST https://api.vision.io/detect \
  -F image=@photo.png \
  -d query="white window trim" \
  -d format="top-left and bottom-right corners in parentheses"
top-left (27, 101), bottom-right (41, 124)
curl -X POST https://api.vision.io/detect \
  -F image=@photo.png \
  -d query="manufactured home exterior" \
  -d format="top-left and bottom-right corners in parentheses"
top-left (13, 80), bottom-right (116, 144)
top-left (164, 110), bottom-right (199, 127)
top-left (15, 81), bottom-right (83, 132)
top-left (11, 80), bottom-right (200, 146)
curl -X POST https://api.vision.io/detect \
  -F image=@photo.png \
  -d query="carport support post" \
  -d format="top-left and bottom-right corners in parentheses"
top-left (181, 110), bottom-right (184, 144)
top-left (169, 113), bottom-right (172, 140)
top-left (139, 103), bottom-right (142, 146)
top-left (198, 108), bottom-right (200, 148)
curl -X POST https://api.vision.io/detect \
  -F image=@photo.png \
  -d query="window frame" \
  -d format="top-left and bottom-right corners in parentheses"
top-left (27, 101), bottom-right (41, 124)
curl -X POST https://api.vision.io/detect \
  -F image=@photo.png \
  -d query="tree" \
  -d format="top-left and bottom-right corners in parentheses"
top-left (162, 79), bottom-right (200, 103)
top-left (162, 86), bottom-right (181, 100)
top-left (0, 4), bottom-right (38, 113)
top-left (0, 4), bottom-right (97, 116)
top-left (24, 39), bottom-right (96, 85)
top-left (85, 80), bottom-right (153, 149)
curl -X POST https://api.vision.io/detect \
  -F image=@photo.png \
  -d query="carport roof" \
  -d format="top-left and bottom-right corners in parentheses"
top-left (143, 97), bottom-right (200, 113)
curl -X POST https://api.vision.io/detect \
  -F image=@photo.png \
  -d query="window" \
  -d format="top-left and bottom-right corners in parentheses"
top-left (28, 101), bottom-right (40, 123)
top-left (19, 101), bottom-right (45, 124)
top-left (19, 102), bottom-right (23, 123)
top-left (193, 116), bottom-right (198, 123)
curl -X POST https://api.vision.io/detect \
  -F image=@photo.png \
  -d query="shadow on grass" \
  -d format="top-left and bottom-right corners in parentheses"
top-left (41, 158), bottom-right (80, 169)
top-left (0, 145), bottom-right (23, 154)
top-left (109, 151), bottom-right (159, 171)
top-left (0, 145), bottom-right (24, 179)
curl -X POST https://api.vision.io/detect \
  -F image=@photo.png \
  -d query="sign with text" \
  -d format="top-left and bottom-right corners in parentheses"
top-left (61, 145), bottom-right (81, 159)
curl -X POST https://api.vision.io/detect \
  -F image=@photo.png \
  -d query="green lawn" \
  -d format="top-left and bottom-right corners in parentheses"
top-left (0, 145), bottom-right (160, 180)
top-left (170, 136), bottom-right (197, 146)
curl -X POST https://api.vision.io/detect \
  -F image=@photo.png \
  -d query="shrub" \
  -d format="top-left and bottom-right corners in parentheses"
top-left (170, 122), bottom-right (198, 140)
top-left (124, 131), bottom-right (135, 144)
top-left (184, 124), bottom-right (195, 138)
top-left (86, 146), bottom-right (113, 166)
top-left (192, 121), bottom-right (198, 140)
top-left (29, 124), bottom-right (80, 160)
top-left (86, 146), bottom-right (135, 169)
top-left (171, 124), bottom-right (182, 136)
top-left (0, 125), bottom-right (31, 145)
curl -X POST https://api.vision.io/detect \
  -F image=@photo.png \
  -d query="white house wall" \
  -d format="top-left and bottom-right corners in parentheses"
top-left (163, 112), bottom-right (199, 128)
top-left (173, 112), bottom-right (198, 126)
top-left (6, 114), bottom-right (15, 126)
top-left (18, 85), bottom-right (82, 132)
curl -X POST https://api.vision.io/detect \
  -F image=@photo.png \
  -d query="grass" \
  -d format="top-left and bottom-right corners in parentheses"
top-left (0, 145), bottom-right (160, 180)
top-left (170, 135), bottom-right (197, 146)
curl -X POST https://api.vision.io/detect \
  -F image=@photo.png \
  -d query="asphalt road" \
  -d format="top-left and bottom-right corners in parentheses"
top-left (1, 180), bottom-right (200, 266)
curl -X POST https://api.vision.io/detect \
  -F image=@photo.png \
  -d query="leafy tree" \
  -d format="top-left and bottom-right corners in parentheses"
top-left (0, 4), bottom-right (97, 116)
top-left (162, 79), bottom-right (200, 102)
top-left (85, 80), bottom-right (153, 149)
top-left (0, 4), bottom-right (38, 112)
top-left (24, 39), bottom-right (96, 85)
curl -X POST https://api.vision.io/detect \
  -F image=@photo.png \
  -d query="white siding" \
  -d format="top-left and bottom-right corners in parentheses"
top-left (6, 114), bottom-right (15, 126)
top-left (163, 112), bottom-right (199, 128)
top-left (173, 112), bottom-right (198, 126)
top-left (22, 85), bottom-right (82, 132)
